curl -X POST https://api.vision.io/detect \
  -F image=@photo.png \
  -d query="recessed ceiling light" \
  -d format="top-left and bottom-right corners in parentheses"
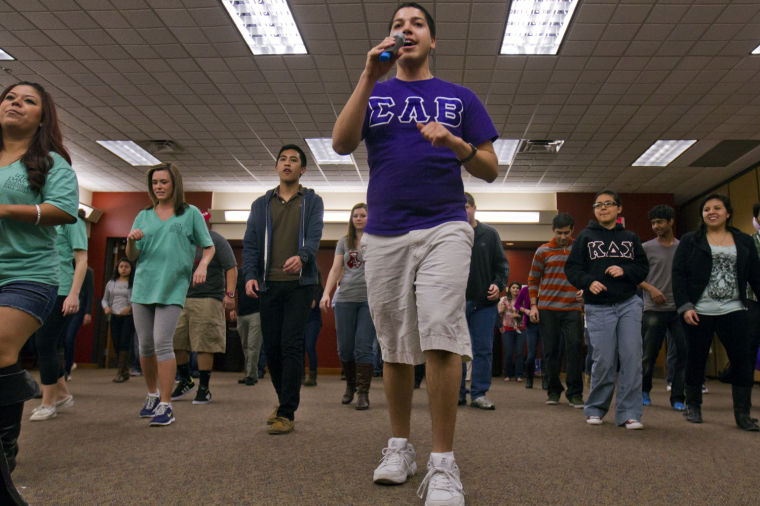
top-left (96, 140), bottom-right (161, 166)
top-left (493, 139), bottom-right (521, 165)
top-left (477, 211), bottom-right (540, 223)
top-left (752, 43), bottom-right (760, 55)
top-left (221, 0), bottom-right (307, 56)
top-left (632, 140), bottom-right (696, 166)
top-left (500, 0), bottom-right (579, 55)
top-left (305, 138), bottom-right (353, 165)
top-left (0, 48), bottom-right (14, 60)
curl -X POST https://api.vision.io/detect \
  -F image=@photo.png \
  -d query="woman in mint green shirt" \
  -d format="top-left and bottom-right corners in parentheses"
top-left (0, 82), bottom-right (78, 495)
top-left (126, 162), bottom-right (214, 427)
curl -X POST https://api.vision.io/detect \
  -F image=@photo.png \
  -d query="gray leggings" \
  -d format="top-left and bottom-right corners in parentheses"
top-left (131, 303), bottom-right (182, 362)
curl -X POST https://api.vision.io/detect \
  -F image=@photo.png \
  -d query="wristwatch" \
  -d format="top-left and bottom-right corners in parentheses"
top-left (225, 291), bottom-right (235, 298)
top-left (457, 143), bottom-right (477, 164)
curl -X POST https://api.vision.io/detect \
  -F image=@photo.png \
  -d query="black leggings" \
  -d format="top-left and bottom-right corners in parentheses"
top-left (685, 310), bottom-right (754, 388)
top-left (34, 295), bottom-right (70, 385)
top-left (110, 314), bottom-right (135, 352)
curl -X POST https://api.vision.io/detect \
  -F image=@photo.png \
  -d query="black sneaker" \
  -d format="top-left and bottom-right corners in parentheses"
top-left (546, 394), bottom-right (560, 405)
top-left (192, 386), bottom-right (211, 405)
top-left (171, 378), bottom-right (195, 400)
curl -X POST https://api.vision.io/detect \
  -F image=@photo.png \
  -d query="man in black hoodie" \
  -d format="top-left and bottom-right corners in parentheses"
top-left (565, 190), bottom-right (649, 429)
top-left (458, 193), bottom-right (509, 409)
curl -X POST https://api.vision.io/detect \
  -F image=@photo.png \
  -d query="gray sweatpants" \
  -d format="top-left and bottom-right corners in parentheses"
top-left (132, 303), bottom-right (183, 362)
top-left (584, 295), bottom-right (644, 425)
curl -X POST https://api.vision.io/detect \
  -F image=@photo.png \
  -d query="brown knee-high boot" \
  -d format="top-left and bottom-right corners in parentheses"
top-left (341, 361), bottom-right (356, 404)
top-left (355, 363), bottom-right (373, 410)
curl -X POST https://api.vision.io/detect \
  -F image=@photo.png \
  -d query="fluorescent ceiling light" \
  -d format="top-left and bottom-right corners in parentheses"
top-left (500, 0), bottom-right (579, 55)
top-left (224, 210), bottom-right (352, 223)
top-left (0, 48), bottom-right (14, 60)
top-left (221, 0), bottom-right (306, 56)
top-left (477, 211), bottom-right (540, 223)
top-left (753, 43), bottom-right (760, 55)
top-left (305, 138), bottom-right (353, 165)
top-left (96, 140), bottom-right (161, 166)
top-left (632, 140), bottom-right (696, 166)
top-left (493, 139), bottom-right (521, 165)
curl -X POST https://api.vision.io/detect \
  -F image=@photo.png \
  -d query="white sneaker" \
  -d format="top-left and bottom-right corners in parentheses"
top-left (702, 384), bottom-right (709, 394)
top-left (623, 419), bottom-right (644, 430)
top-left (373, 439), bottom-right (417, 484)
top-left (586, 416), bottom-right (603, 425)
top-left (666, 383), bottom-right (672, 392)
top-left (417, 456), bottom-right (465, 506)
top-left (30, 405), bottom-right (57, 421)
top-left (55, 394), bottom-right (74, 410)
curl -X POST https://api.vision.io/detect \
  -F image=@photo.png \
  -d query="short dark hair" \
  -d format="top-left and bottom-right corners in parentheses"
top-left (594, 189), bottom-right (620, 206)
top-left (648, 204), bottom-right (675, 221)
top-left (389, 2), bottom-right (436, 38)
top-left (753, 202), bottom-right (760, 219)
top-left (464, 192), bottom-right (475, 207)
top-left (277, 144), bottom-right (307, 168)
top-left (552, 213), bottom-right (574, 230)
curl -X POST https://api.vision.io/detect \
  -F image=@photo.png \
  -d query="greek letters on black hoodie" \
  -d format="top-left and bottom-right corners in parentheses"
top-left (564, 221), bottom-right (649, 305)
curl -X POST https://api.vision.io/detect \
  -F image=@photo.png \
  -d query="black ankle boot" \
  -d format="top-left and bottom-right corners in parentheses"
top-left (732, 385), bottom-right (760, 432)
top-left (685, 384), bottom-right (703, 423)
top-left (341, 361), bottom-right (356, 404)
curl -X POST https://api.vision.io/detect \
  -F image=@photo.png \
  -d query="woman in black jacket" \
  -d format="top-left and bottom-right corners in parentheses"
top-left (672, 193), bottom-right (760, 431)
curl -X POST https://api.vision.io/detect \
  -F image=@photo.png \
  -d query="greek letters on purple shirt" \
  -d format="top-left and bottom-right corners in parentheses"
top-left (361, 78), bottom-right (498, 235)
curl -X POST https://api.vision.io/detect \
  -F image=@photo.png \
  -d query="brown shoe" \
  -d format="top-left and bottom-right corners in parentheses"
top-left (268, 416), bottom-right (294, 434)
top-left (355, 363), bottom-right (373, 410)
top-left (267, 406), bottom-right (279, 425)
top-left (341, 361), bottom-right (356, 404)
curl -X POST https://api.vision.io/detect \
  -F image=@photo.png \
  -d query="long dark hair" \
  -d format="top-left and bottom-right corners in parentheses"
top-left (346, 203), bottom-right (367, 250)
top-left (506, 281), bottom-right (522, 302)
top-left (112, 256), bottom-right (135, 288)
top-left (697, 193), bottom-right (732, 236)
top-left (0, 81), bottom-right (70, 194)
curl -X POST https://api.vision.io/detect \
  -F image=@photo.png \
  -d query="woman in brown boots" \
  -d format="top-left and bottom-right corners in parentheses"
top-left (102, 257), bottom-right (135, 382)
top-left (321, 203), bottom-right (377, 410)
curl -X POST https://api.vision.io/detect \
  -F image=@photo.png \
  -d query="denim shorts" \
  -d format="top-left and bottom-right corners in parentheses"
top-left (0, 281), bottom-right (58, 324)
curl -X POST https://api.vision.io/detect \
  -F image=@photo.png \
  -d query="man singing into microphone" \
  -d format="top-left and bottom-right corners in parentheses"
top-left (332, 3), bottom-right (498, 505)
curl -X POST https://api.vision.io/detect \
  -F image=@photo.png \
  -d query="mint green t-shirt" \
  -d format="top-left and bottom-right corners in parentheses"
top-left (0, 152), bottom-right (79, 287)
top-left (55, 217), bottom-right (88, 296)
top-left (130, 204), bottom-right (214, 306)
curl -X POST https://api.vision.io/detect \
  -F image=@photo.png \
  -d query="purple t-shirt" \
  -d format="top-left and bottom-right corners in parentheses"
top-left (361, 77), bottom-right (498, 235)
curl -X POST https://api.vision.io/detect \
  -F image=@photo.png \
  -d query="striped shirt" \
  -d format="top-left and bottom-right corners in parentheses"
top-left (528, 237), bottom-right (582, 312)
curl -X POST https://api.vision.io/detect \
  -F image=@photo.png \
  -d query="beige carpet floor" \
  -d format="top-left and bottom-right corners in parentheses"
top-left (11, 369), bottom-right (759, 505)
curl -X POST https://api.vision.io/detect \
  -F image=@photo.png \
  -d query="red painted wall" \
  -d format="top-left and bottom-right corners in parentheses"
top-left (76, 191), bottom-right (213, 363)
top-left (557, 192), bottom-right (675, 240)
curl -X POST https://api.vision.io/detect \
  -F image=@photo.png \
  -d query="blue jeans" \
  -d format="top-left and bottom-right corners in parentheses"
top-left (63, 306), bottom-right (86, 375)
top-left (460, 302), bottom-right (498, 400)
top-left (584, 296), bottom-right (643, 425)
top-left (524, 321), bottom-right (539, 376)
top-left (335, 301), bottom-right (376, 364)
top-left (303, 317), bottom-right (321, 372)
top-left (501, 330), bottom-right (525, 378)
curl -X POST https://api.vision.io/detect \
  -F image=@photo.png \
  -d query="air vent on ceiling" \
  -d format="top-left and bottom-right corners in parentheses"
top-left (689, 140), bottom-right (760, 167)
top-left (518, 139), bottom-right (564, 154)
top-left (139, 140), bottom-right (183, 155)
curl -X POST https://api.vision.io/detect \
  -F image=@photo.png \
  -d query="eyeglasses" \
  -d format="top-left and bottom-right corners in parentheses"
top-left (592, 201), bottom-right (618, 209)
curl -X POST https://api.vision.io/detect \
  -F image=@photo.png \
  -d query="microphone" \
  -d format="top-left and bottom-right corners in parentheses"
top-left (379, 33), bottom-right (405, 62)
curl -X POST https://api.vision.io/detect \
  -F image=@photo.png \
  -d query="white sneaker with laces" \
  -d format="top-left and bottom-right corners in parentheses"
top-left (373, 438), bottom-right (417, 484)
top-left (30, 405), bottom-right (57, 421)
top-left (417, 455), bottom-right (465, 506)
